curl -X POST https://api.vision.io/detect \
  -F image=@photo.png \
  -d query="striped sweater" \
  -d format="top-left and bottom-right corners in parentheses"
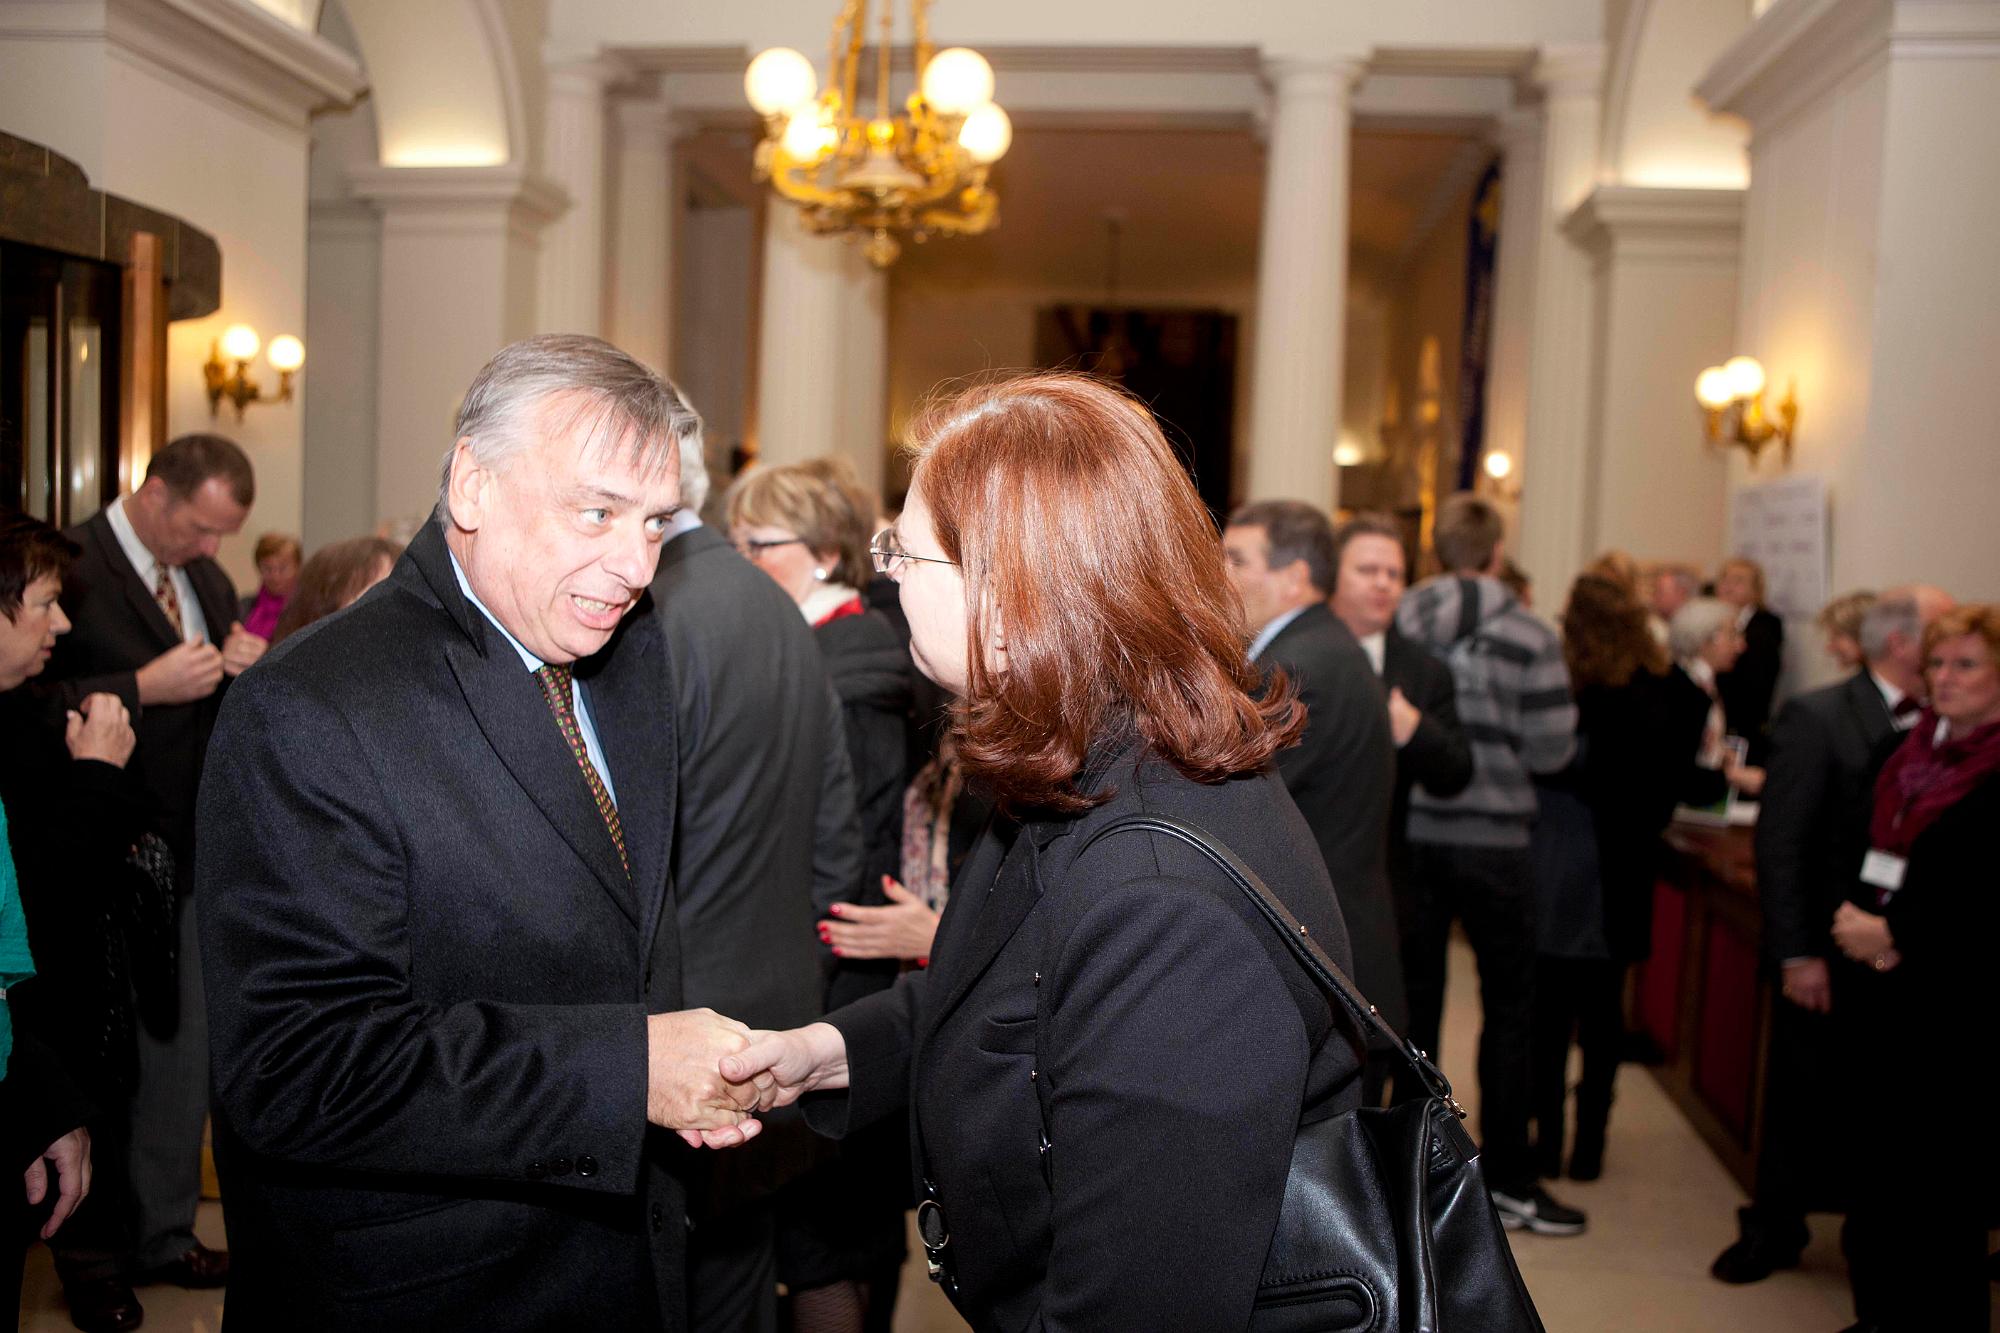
top-left (1395, 574), bottom-right (1577, 848)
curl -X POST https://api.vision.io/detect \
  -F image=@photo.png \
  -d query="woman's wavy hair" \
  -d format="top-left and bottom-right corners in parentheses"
top-left (1563, 572), bottom-right (1667, 689)
top-left (905, 372), bottom-right (1303, 814)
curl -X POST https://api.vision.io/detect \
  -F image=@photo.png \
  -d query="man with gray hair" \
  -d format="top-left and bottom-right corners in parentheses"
top-left (198, 335), bottom-right (769, 1329)
top-left (1710, 582), bottom-right (1953, 1286)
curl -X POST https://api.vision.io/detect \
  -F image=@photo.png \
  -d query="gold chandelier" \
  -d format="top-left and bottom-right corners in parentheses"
top-left (745, 0), bottom-right (1012, 268)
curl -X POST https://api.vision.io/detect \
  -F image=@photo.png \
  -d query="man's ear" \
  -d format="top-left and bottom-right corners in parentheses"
top-left (444, 440), bottom-right (489, 532)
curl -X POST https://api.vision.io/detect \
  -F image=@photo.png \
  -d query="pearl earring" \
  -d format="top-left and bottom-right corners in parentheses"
top-left (813, 567), bottom-right (828, 581)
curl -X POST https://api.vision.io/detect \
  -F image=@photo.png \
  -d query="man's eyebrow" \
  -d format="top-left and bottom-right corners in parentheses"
top-left (563, 484), bottom-right (638, 507)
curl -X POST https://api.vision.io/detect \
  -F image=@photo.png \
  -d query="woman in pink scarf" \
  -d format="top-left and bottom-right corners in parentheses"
top-left (1830, 603), bottom-right (2000, 1332)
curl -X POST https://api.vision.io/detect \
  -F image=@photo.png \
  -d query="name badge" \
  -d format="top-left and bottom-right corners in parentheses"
top-left (1859, 849), bottom-right (1907, 894)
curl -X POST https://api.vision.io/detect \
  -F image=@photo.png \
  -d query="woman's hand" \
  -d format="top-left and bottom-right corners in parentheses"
top-left (1831, 902), bottom-right (1900, 971)
top-left (718, 1022), bottom-right (851, 1114)
top-left (66, 693), bottom-right (135, 768)
top-left (1725, 759), bottom-right (1766, 796)
top-left (821, 876), bottom-right (940, 962)
top-left (25, 1127), bottom-right (90, 1239)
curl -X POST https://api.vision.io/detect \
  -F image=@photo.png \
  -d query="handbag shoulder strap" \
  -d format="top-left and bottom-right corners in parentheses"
top-left (1076, 812), bottom-right (1465, 1117)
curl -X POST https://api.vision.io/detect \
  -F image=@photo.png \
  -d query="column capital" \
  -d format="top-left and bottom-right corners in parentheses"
top-left (612, 94), bottom-right (692, 146)
top-left (1561, 183), bottom-right (1746, 262)
top-left (544, 54), bottom-right (630, 100)
top-left (1531, 44), bottom-right (1606, 99)
top-left (1261, 53), bottom-right (1369, 97)
top-left (1488, 105), bottom-right (1543, 155)
top-left (349, 164), bottom-right (569, 239)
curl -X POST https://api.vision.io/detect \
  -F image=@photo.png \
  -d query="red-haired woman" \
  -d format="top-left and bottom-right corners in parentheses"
top-left (726, 373), bottom-right (1364, 1328)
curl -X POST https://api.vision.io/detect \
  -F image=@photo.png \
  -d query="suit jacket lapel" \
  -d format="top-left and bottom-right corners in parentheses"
top-left (409, 525), bottom-right (640, 926)
top-left (88, 514), bottom-right (180, 651)
top-left (1844, 670), bottom-right (1898, 759)
top-left (582, 603), bottom-right (676, 954)
top-left (926, 816), bottom-right (1040, 1031)
top-left (188, 559), bottom-right (242, 643)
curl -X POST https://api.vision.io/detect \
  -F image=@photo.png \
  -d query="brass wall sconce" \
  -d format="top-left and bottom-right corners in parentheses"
top-left (205, 324), bottom-right (303, 420)
top-left (1694, 355), bottom-right (1795, 468)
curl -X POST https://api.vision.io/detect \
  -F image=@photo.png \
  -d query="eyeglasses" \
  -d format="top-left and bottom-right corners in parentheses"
top-left (734, 536), bottom-right (808, 559)
top-left (870, 527), bottom-right (957, 578)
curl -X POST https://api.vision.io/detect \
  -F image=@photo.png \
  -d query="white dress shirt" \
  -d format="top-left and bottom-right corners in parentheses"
top-left (1870, 670), bottom-right (1919, 731)
top-left (1248, 604), bottom-right (1309, 664)
top-left (1358, 630), bottom-right (1387, 676)
top-left (104, 496), bottom-right (210, 645)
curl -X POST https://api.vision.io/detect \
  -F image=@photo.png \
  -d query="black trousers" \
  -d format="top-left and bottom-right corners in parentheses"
top-left (1528, 956), bottom-right (1623, 1166)
top-left (1740, 981), bottom-right (1849, 1237)
top-left (1395, 841), bottom-right (1537, 1193)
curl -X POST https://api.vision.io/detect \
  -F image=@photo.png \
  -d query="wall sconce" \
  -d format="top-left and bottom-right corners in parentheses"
top-left (1694, 355), bottom-right (1795, 468)
top-left (1481, 450), bottom-right (1521, 500)
top-left (205, 324), bottom-right (303, 420)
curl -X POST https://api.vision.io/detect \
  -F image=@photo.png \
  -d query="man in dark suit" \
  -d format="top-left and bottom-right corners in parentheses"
top-left (1711, 586), bottom-right (1950, 1285)
top-left (1327, 513), bottom-right (1474, 1104)
top-left (197, 336), bottom-right (768, 1331)
top-left (1224, 500), bottom-right (1402, 1091)
top-left (42, 433), bottom-right (265, 1328)
top-left (651, 435), bottom-right (863, 1331)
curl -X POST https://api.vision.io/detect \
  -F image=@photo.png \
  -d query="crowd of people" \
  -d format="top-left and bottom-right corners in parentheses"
top-left (0, 338), bottom-right (1991, 1332)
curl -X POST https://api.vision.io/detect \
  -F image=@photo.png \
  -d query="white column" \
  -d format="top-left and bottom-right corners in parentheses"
top-left (1480, 108), bottom-right (1543, 482)
top-left (606, 95), bottom-right (681, 376)
top-left (754, 209), bottom-right (888, 496)
top-left (536, 58), bottom-right (617, 336)
top-left (1246, 55), bottom-right (1363, 510)
top-left (1512, 45), bottom-right (1604, 605)
top-left (350, 165), bottom-right (566, 531)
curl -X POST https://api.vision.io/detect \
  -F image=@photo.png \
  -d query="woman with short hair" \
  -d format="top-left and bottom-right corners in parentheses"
top-left (727, 373), bottom-right (1364, 1329)
top-left (1667, 596), bottom-right (1765, 801)
top-left (1829, 604), bottom-right (2000, 1331)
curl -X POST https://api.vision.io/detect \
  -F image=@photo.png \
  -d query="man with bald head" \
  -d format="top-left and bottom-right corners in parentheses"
top-left (1711, 582), bottom-right (1953, 1285)
top-left (199, 336), bottom-right (766, 1330)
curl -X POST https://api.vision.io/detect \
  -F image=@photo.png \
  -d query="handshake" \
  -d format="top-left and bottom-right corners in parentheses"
top-left (644, 1011), bottom-right (850, 1149)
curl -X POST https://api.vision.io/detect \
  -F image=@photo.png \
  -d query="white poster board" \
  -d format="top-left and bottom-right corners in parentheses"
top-left (1729, 475), bottom-right (1828, 620)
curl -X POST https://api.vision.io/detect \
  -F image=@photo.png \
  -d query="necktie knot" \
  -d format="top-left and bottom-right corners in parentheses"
top-left (1892, 694), bottom-right (1921, 720)
top-left (535, 663), bottom-right (575, 713)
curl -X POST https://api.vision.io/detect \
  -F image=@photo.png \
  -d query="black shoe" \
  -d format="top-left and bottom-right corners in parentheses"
top-left (1489, 1183), bottom-right (1588, 1236)
top-left (64, 1277), bottom-right (144, 1333)
top-left (137, 1242), bottom-right (229, 1289)
top-left (1709, 1209), bottom-right (1806, 1284)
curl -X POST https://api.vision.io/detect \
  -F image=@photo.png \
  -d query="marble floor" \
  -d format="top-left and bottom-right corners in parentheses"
top-left (19, 936), bottom-right (1991, 1332)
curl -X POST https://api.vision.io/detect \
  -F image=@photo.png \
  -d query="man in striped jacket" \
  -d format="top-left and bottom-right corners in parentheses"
top-left (1393, 494), bottom-right (1586, 1237)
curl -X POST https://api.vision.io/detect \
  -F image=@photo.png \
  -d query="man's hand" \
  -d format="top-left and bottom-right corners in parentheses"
top-left (1779, 957), bottom-right (1832, 1013)
top-left (647, 1009), bottom-right (766, 1142)
top-left (719, 1023), bottom-right (850, 1116)
top-left (1387, 687), bottom-right (1421, 748)
top-left (66, 692), bottom-right (135, 768)
top-left (821, 877), bottom-right (941, 962)
top-left (1725, 758), bottom-right (1767, 797)
top-left (25, 1127), bottom-right (90, 1239)
top-left (135, 641), bottom-right (224, 705)
top-left (221, 622), bottom-right (269, 677)
top-left (1831, 902), bottom-right (1898, 971)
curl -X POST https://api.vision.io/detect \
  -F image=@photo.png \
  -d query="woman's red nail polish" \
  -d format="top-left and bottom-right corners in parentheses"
top-left (829, 904), bottom-right (844, 916)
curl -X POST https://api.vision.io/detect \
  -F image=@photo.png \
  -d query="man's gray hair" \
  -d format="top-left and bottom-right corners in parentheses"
top-left (1859, 593), bottom-right (1921, 662)
top-left (439, 334), bottom-right (702, 518)
top-left (1669, 596), bottom-right (1736, 661)
top-left (677, 430), bottom-right (710, 517)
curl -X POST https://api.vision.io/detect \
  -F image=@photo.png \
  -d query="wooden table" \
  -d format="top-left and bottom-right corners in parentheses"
top-left (1632, 820), bottom-right (1771, 1193)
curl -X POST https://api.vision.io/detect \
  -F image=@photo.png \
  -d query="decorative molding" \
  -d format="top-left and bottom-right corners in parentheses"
top-left (1695, 0), bottom-right (1892, 135)
top-left (348, 164), bottom-right (568, 243)
top-left (1562, 183), bottom-right (1746, 264)
top-left (469, 0), bottom-right (529, 168)
top-left (1533, 43), bottom-right (1608, 99)
top-left (1601, 0), bottom-right (1654, 181)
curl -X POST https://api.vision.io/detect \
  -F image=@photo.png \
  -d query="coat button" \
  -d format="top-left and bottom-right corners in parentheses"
top-left (550, 1156), bottom-right (572, 1176)
top-left (650, 1203), bottom-right (665, 1234)
top-left (526, 1161), bottom-right (547, 1180)
top-left (575, 1155), bottom-right (598, 1178)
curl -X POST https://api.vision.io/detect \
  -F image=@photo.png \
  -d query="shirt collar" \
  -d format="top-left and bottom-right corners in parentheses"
top-left (1735, 604), bottom-right (1755, 631)
top-left (448, 550), bottom-right (543, 673)
top-left (104, 496), bottom-right (161, 588)
top-left (1359, 629), bottom-right (1387, 675)
top-left (662, 507), bottom-right (703, 541)
top-left (1869, 669), bottom-right (1906, 714)
top-left (1249, 603), bottom-right (1310, 663)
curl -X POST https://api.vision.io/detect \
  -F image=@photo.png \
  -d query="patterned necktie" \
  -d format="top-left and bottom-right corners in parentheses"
top-left (153, 567), bottom-right (184, 640)
top-left (533, 663), bottom-right (628, 880)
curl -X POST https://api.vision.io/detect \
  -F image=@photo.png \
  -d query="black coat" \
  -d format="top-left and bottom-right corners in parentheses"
top-left (1664, 664), bottom-right (1731, 808)
top-left (809, 739), bottom-right (1363, 1331)
top-left (1380, 625), bottom-right (1474, 885)
top-left (1717, 607), bottom-right (1784, 764)
top-left (0, 689), bottom-right (151, 1093)
top-left (197, 522), bottom-right (693, 1332)
top-left (816, 606), bottom-right (914, 1011)
top-left (1753, 671), bottom-right (1901, 965)
top-left (1258, 604), bottom-right (1405, 1029)
top-left (653, 526), bottom-right (860, 1028)
top-left (46, 509), bottom-right (239, 873)
top-left (2, 1030), bottom-right (92, 1176)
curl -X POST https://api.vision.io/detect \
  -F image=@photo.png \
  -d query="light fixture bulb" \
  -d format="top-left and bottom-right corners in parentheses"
top-left (957, 103), bottom-right (1012, 164)
top-left (1332, 439), bottom-right (1365, 468)
top-left (1695, 366), bottom-right (1734, 410)
top-left (746, 47), bottom-right (818, 117)
top-left (267, 334), bottom-right (305, 373)
top-left (781, 109), bottom-right (836, 162)
top-left (921, 48), bottom-right (994, 116)
top-left (1722, 355), bottom-right (1766, 401)
top-left (1484, 452), bottom-right (1514, 480)
top-left (220, 324), bottom-right (261, 363)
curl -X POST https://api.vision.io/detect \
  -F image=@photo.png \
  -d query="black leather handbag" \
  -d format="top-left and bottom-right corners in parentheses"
top-left (1049, 814), bottom-right (1547, 1333)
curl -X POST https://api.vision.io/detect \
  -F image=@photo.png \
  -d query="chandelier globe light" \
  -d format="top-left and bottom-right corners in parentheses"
top-left (746, 0), bottom-right (1010, 268)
